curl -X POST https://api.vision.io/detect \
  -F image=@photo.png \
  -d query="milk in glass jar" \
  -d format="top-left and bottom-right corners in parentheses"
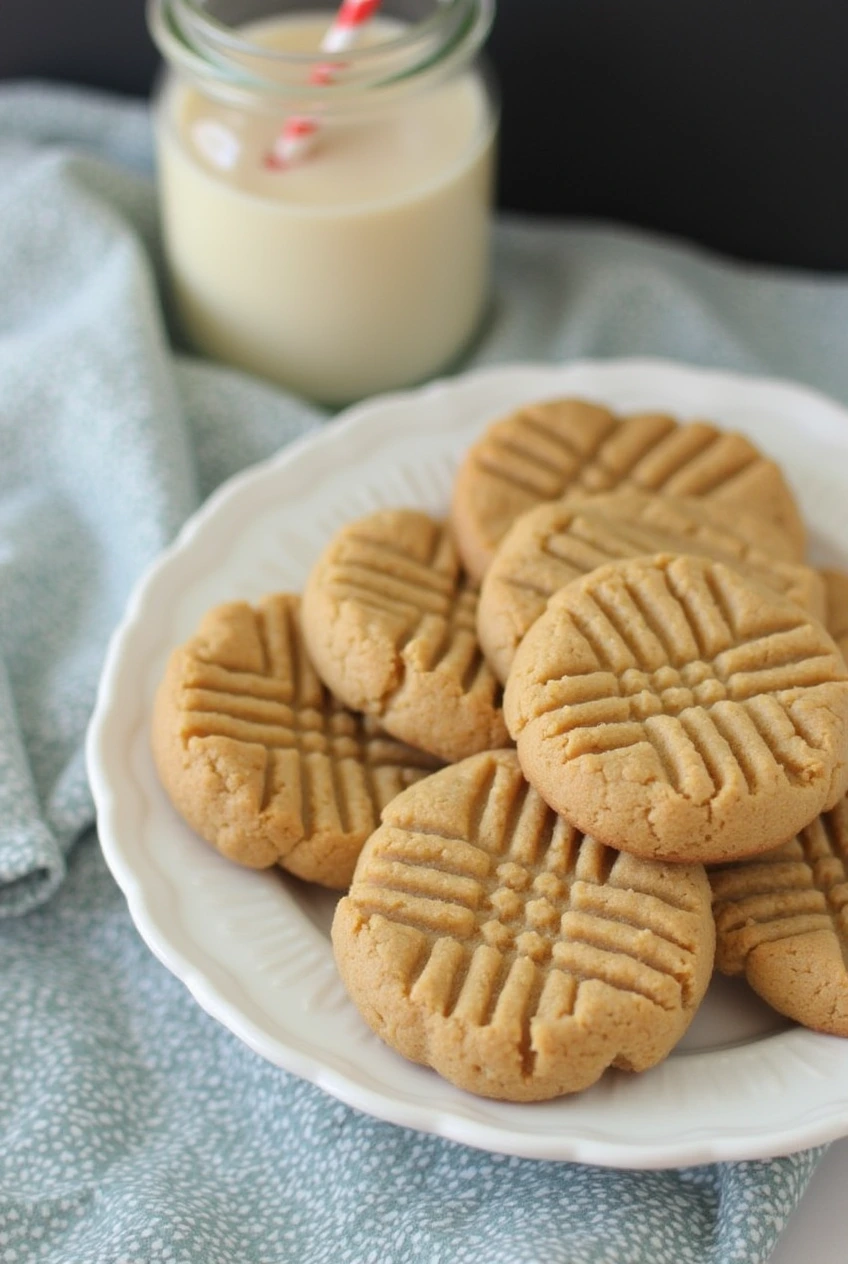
top-left (149, 0), bottom-right (498, 404)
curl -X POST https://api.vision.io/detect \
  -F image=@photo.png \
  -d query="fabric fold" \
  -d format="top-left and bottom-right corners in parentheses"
top-left (0, 654), bottom-right (66, 913)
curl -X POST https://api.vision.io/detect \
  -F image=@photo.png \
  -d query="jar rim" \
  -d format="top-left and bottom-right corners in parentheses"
top-left (149, 0), bottom-right (494, 105)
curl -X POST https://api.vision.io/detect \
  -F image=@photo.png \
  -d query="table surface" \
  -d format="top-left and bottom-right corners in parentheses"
top-left (768, 1137), bottom-right (848, 1262)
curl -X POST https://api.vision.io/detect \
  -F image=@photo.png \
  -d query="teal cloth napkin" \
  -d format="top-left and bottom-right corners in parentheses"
top-left (1, 78), bottom-right (844, 1263)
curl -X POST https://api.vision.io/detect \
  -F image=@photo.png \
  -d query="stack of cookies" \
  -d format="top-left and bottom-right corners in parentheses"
top-left (152, 396), bottom-right (848, 1102)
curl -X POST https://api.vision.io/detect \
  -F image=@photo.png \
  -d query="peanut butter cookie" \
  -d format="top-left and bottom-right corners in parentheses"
top-left (152, 593), bottom-right (439, 888)
top-left (504, 554), bottom-right (848, 864)
top-left (451, 398), bottom-right (805, 581)
top-left (333, 750), bottom-right (715, 1100)
top-left (302, 509), bottom-right (509, 763)
top-left (711, 794), bottom-right (848, 1036)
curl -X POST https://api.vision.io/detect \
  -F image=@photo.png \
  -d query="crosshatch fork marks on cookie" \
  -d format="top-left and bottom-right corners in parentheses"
top-left (302, 510), bottom-right (508, 763)
top-left (181, 596), bottom-right (432, 761)
top-left (453, 399), bottom-right (802, 588)
top-left (321, 520), bottom-right (486, 681)
top-left (167, 594), bottom-right (440, 871)
top-left (521, 503), bottom-right (808, 610)
top-left (513, 557), bottom-right (846, 789)
top-left (347, 752), bottom-right (708, 1078)
top-left (711, 795), bottom-right (848, 970)
top-left (475, 415), bottom-right (764, 503)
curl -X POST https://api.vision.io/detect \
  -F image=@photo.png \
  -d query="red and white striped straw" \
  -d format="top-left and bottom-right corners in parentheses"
top-left (265, 0), bottom-right (382, 170)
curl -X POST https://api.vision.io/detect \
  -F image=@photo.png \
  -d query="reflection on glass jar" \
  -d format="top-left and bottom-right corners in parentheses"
top-left (149, 0), bottom-right (498, 405)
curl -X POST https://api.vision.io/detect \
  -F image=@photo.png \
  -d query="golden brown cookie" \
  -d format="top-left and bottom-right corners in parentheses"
top-left (301, 509), bottom-right (509, 763)
top-left (711, 794), bottom-right (848, 1036)
top-left (822, 567), bottom-right (848, 662)
top-left (152, 593), bottom-right (440, 888)
top-left (333, 750), bottom-right (714, 1101)
top-left (479, 491), bottom-right (826, 683)
top-left (450, 398), bottom-right (805, 581)
top-left (504, 554), bottom-right (848, 864)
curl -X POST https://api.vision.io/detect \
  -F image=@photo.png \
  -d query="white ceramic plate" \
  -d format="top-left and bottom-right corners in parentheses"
top-left (87, 359), bottom-right (848, 1169)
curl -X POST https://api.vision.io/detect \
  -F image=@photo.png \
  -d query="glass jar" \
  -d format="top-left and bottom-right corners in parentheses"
top-left (148, 0), bottom-right (498, 405)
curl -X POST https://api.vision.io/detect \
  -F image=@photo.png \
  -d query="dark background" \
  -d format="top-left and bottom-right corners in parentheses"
top-left (2, 0), bottom-right (847, 271)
